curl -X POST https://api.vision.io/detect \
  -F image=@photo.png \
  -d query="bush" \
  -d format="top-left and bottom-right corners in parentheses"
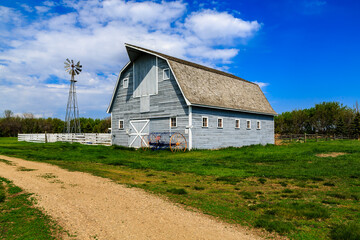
top-left (330, 222), bottom-right (360, 240)
top-left (193, 186), bottom-right (205, 190)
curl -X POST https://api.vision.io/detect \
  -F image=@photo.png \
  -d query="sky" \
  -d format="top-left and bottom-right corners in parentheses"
top-left (0, 0), bottom-right (359, 119)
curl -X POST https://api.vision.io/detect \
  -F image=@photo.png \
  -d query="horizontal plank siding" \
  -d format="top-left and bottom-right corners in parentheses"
top-left (191, 107), bottom-right (274, 149)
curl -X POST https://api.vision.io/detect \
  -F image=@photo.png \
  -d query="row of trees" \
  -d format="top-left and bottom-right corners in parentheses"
top-left (275, 102), bottom-right (360, 135)
top-left (0, 110), bottom-right (111, 137)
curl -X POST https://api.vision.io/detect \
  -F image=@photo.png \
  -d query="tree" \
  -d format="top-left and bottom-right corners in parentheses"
top-left (351, 112), bottom-right (360, 136)
top-left (3, 110), bottom-right (13, 118)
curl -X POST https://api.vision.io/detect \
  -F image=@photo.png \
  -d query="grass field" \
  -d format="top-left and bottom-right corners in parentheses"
top-left (0, 176), bottom-right (65, 239)
top-left (0, 137), bottom-right (360, 239)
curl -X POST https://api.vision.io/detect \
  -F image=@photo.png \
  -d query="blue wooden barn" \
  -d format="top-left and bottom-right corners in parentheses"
top-left (107, 44), bottom-right (277, 149)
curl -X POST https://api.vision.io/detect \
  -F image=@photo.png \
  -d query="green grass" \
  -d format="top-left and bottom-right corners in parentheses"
top-left (0, 176), bottom-right (65, 239)
top-left (0, 137), bottom-right (360, 239)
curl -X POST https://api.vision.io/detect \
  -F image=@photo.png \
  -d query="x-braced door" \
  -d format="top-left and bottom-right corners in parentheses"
top-left (128, 120), bottom-right (149, 148)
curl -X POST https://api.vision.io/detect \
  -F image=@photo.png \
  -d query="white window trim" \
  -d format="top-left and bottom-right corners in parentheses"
top-left (257, 120), bottom-right (261, 130)
top-left (119, 119), bottom-right (124, 130)
top-left (123, 78), bottom-right (128, 89)
top-left (235, 119), bottom-right (240, 129)
top-left (163, 68), bottom-right (170, 80)
top-left (217, 118), bottom-right (223, 128)
top-left (170, 117), bottom-right (177, 128)
top-left (246, 120), bottom-right (251, 130)
top-left (202, 116), bottom-right (208, 128)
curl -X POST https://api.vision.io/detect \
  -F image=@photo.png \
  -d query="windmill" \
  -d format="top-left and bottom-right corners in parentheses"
top-left (64, 59), bottom-right (82, 134)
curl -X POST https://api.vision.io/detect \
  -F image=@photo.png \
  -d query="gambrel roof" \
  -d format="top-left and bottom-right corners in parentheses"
top-left (107, 44), bottom-right (277, 116)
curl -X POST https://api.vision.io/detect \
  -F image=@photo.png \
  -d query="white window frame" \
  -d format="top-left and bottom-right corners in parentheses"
top-left (235, 119), bottom-right (240, 129)
top-left (202, 116), bottom-right (208, 128)
top-left (163, 68), bottom-right (170, 80)
top-left (217, 118), bottom-right (223, 128)
top-left (257, 120), bottom-right (261, 130)
top-left (170, 117), bottom-right (177, 128)
top-left (246, 120), bottom-right (251, 129)
top-left (119, 119), bottom-right (124, 130)
top-left (123, 78), bottom-right (128, 89)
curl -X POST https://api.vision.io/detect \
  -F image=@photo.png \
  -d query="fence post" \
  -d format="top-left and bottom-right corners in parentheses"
top-left (290, 134), bottom-right (293, 142)
top-left (304, 133), bottom-right (307, 143)
top-left (45, 131), bottom-right (47, 143)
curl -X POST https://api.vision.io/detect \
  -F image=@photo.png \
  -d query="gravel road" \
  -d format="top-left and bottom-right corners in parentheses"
top-left (0, 155), bottom-right (263, 240)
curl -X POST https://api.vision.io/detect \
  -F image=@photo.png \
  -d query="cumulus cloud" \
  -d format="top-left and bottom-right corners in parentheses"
top-left (185, 10), bottom-right (261, 43)
top-left (0, 0), bottom-right (261, 118)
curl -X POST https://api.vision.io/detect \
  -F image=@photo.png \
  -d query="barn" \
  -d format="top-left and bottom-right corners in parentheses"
top-left (107, 44), bottom-right (277, 150)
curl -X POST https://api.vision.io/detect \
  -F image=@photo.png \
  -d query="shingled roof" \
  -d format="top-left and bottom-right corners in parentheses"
top-left (108, 44), bottom-right (277, 116)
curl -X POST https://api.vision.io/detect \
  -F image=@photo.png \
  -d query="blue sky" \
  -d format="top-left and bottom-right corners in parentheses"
top-left (0, 0), bottom-right (359, 119)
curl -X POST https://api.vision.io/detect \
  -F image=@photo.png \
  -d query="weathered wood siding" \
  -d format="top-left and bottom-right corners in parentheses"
top-left (191, 107), bottom-right (274, 149)
top-left (111, 53), bottom-right (189, 147)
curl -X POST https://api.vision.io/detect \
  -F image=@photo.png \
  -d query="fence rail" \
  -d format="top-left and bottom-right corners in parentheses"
top-left (18, 133), bottom-right (111, 146)
top-left (276, 133), bottom-right (359, 144)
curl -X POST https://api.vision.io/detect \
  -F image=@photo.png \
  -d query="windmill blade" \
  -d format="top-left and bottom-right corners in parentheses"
top-left (78, 65), bottom-right (82, 68)
top-left (76, 61), bottom-right (80, 66)
top-left (75, 69), bottom-right (79, 75)
top-left (64, 62), bottom-right (70, 66)
top-left (66, 58), bottom-right (71, 63)
top-left (76, 68), bottom-right (82, 72)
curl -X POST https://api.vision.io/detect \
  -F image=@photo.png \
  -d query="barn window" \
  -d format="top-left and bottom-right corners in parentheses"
top-left (235, 119), bottom-right (240, 129)
top-left (257, 120), bottom-right (261, 130)
top-left (119, 120), bottom-right (124, 130)
top-left (170, 117), bottom-right (177, 128)
top-left (163, 68), bottom-right (170, 80)
top-left (123, 78), bottom-right (128, 88)
top-left (202, 116), bottom-right (208, 128)
top-left (217, 118), bottom-right (223, 128)
top-left (246, 120), bottom-right (251, 129)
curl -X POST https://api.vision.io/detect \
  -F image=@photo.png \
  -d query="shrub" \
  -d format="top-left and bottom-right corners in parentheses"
top-left (193, 186), bottom-right (205, 190)
top-left (330, 222), bottom-right (360, 240)
top-left (324, 182), bottom-right (335, 186)
top-left (167, 188), bottom-right (188, 195)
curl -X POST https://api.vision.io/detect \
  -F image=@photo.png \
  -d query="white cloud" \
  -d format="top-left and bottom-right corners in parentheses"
top-left (35, 6), bottom-right (50, 14)
top-left (20, 4), bottom-right (33, 12)
top-left (185, 10), bottom-right (261, 43)
top-left (0, 0), bottom-right (262, 118)
top-left (254, 81), bottom-right (269, 90)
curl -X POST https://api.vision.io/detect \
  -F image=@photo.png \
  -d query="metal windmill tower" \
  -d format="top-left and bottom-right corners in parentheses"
top-left (64, 59), bottom-right (82, 134)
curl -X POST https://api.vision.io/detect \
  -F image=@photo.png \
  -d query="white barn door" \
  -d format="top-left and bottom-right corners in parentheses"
top-left (128, 120), bottom-right (149, 148)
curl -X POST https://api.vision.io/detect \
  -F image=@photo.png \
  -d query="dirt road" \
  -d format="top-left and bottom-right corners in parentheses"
top-left (0, 155), bottom-right (263, 240)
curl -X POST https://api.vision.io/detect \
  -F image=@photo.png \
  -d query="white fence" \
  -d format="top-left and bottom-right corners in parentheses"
top-left (18, 133), bottom-right (112, 146)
